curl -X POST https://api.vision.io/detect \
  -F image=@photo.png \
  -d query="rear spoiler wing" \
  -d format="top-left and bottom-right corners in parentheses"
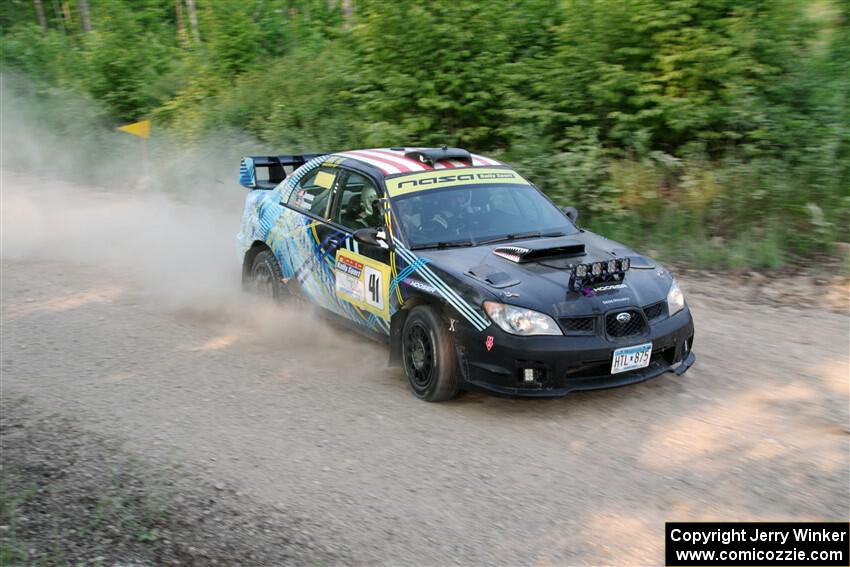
top-left (239, 154), bottom-right (325, 189)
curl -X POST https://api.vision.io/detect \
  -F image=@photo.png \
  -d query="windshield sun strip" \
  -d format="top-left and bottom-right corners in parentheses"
top-left (384, 167), bottom-right (529, 198)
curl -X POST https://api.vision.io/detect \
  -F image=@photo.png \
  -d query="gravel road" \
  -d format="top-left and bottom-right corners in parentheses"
top-left (1, 173), bottom-right (848, 565)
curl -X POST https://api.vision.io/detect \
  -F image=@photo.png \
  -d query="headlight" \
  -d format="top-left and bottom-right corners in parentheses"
top-left (483, 301), bottom-right (562, 336)
top-left (667, 279), bottom-right (686, 316)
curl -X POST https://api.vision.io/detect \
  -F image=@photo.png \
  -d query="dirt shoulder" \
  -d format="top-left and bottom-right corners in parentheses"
top-left (677, 268), bottom-right (849, 314)
top-left (0, 396), bottom-right (345, 566)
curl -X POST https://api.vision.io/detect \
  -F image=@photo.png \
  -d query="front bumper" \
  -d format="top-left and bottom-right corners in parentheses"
top-left (455, 306), bottom-right (695, 397)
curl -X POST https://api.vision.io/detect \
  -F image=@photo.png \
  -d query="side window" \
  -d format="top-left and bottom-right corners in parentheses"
top-left (287, 167), bottom-right (337, 218)
top-left (333, 172), bottom-right (383, 229)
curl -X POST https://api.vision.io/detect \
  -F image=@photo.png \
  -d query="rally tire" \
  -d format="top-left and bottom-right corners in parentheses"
top-left (249, 250), bottom-right (285, 301)
top-left (401, 306), bottom-right (461, 402)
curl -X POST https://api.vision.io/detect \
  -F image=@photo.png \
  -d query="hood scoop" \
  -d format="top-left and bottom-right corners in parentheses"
top-left (467, 268), bottom-right (521, 289)
top-left (610, 248), bottom-right (655, 269)
top-left (493, 239), bottom-right (585, 264)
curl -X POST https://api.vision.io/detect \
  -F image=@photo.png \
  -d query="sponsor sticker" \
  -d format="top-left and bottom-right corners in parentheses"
top-left (385, 167), bottom-right (528, 197)
top-left (403, 278), bottom-right (436, 294)
top-left (314, 171), bottom-right (336, 189)
top-left (335, 249), bottom-right (392, 320)
top-left (337, 255), bottom-right (363, 277)
top-left (594, 283), bottom-right (628, 292)
top-left (485, 335), bottom-right (494, 351)
top-left (322, 156), bottom-right (346, 167)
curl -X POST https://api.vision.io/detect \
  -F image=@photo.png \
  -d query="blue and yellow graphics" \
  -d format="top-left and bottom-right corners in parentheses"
top-left (238, 156), bottom-right (396, 335)
top-left (236, 149), bottom-right (499, 338)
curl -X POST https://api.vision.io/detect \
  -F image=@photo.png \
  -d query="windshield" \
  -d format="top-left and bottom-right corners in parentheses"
top-left (391, 183), bottom-right (579, 249)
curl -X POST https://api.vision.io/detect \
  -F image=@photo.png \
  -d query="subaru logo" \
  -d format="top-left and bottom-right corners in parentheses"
top-left (616, 312), bottom-right (632, 323)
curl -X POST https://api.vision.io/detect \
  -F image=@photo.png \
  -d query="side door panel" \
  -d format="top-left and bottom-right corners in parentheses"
top-left (263, 164), bottom-right (348, 315)
top-left (329, 169), bottom-right (397, 335)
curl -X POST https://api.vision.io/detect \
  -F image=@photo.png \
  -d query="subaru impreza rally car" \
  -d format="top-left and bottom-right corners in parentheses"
top-left (237, 147), bottom-right (695, 401)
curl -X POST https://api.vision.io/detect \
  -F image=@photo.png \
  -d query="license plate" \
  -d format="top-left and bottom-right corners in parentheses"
top-left (611, 342), bottom-right (653, 374)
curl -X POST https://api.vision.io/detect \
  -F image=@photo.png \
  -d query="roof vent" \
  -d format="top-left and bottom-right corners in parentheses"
top-left (404, 147), bottom-right (472, 166)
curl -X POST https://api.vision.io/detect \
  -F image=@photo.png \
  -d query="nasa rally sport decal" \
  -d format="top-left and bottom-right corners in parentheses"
top-left (334, 249), bottom-right (392, 320)
top-left (384, 167), bottom-right (528, 197)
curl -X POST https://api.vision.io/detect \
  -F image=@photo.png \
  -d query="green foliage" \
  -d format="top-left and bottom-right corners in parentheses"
top-left (1, 0), bottom-right (180, 121)
top-left (352, 0), bottom-right (516, 148)
top-left (1, 0), bottom-right (848, 268)
top-left (538, 0), bottom-right (815, 154)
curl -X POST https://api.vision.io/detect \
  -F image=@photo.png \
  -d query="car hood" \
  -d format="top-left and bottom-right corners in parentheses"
top-left (413, 232), bottom-right (673, 318)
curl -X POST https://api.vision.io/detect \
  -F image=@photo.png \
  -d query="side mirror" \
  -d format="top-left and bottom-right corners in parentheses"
top-left (562, 206), bottom-right (579, 224)
top-left (353, 227), bottom-right (392, 250)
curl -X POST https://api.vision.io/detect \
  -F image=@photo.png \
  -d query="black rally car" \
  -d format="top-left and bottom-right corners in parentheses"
top-left (237, 146), bottom-right (695, 401)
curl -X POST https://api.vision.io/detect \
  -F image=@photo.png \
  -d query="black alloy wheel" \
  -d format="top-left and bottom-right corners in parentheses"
top-left (405, 322), bottom-right (435, 390)
top-left (401, 306), bottom-right (461, 402)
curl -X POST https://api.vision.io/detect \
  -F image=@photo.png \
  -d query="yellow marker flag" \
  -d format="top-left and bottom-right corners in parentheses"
top-left (117, 119), bottom-right (150, 139)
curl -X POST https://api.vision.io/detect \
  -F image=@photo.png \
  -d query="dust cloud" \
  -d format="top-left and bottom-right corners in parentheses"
top-left (1, 74), bottom-right (248, 305)
top-left (0, 74), bottom-right (358, 355)
top-left (2, 171), bottom-right (242, 303)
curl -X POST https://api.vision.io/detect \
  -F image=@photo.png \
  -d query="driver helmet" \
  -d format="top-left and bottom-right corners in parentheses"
top-left (361, 183), bottom-right (379, 217)
top-left (447, 188), bottom-right (472, 211)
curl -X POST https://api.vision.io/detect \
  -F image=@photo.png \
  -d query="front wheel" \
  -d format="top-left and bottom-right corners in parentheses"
top-left (401, 306), bottom-right (461, 402)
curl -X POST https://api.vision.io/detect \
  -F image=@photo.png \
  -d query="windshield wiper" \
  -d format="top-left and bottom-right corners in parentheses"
top-left (476, 231), bottom-right (566, 246)
top-left (411, 241), bottom-right (475, 250)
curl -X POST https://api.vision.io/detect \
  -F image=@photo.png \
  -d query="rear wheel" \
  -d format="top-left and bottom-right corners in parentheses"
top-left (401, 306), bottom-right (460, 402)
top-left (249, 250), bottom-right (284, 301)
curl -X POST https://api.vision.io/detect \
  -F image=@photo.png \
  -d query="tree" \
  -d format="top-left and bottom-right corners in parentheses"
top-left (50, 0), bottom-right (65, 34)
top-left (32, 0), bottom-right (47, 33)
top-left (354, 0), bottom-right (516, 148)
top-left (176, 0), bottom-right (188, 46)
top-left (78, 0), bottom-right (92, 32)
top-left (185, 0), bottom-right (199, 42)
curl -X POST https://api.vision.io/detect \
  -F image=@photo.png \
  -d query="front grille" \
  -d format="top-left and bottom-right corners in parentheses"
top-left (559, 316), bottom-right (596, 335)
top-left (605, 309), bottom-right (647, 338)
top-left (643, 301), bottom-right (665, 321)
